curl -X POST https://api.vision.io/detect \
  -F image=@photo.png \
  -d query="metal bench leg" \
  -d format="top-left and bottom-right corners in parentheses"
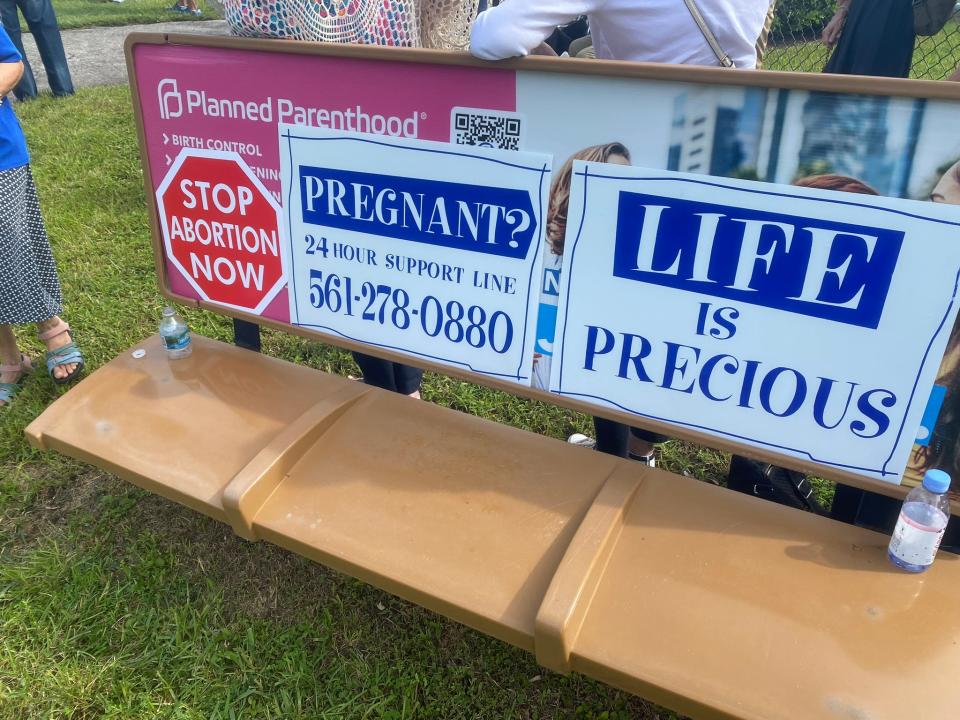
top-left (233, 319), bottom-right (261, 352)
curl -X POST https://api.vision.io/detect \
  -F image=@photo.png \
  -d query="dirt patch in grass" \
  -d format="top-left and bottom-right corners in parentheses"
top-left (1, 464), bottom-right (111, 542)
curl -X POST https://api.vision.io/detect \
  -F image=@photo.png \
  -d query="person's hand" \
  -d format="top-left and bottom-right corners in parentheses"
top-left (530, 41), bottom-right (558, 57)
top-left (821, 9), bottom-right (847, 48)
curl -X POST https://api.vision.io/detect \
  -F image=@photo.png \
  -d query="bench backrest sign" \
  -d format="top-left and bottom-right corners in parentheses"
top-left (553, 164), bottom-right (960, 481)
top-left (128, 34), bottom-right (960, 494)
top-left (279, 128), bottom-right (551, 383)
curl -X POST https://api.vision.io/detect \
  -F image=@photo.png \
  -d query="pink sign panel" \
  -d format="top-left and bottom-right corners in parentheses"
top-left (133, 42), bottom-right (517, 322)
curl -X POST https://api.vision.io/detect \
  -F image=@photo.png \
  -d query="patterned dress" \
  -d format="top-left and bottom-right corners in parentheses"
top-left (223, 0), bottom-right (476, 50)
top-left (0, 164), bottom-right (62, 324)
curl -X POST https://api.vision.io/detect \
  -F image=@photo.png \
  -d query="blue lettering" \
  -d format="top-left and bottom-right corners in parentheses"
top-left (543, 268), bottom-right (561, 296)
top-left (299, 166), bottom-right (537, 259)
top-left (612, 192), bottom-right (902, 329)
top-left (574, 327), bottom-right (896, 442)
top-left (738, 359), bottom-right (761, 409)
top-left (852, 389), bottom-right (897, 438)
top-left (617, 333), bottom-right (654, 381)
top-left (699, 354), bottom-right (739, 402)
top-left (662, 342), bottom-right (700, 393)
top-left (759, 367), bottom-right (807, 418)
top-left (584, 325), bottom-right (615, 371)
top-left (813, 377), bottom-right (858, 430)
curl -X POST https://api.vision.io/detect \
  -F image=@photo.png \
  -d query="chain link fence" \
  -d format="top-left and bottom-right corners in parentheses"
top-left (764, 0), bottom-right (960, 80)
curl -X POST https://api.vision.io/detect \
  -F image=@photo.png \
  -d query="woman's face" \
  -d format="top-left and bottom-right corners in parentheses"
top-left (931, 160), bottom-right (960, 205)
top-left (608, 153), bottom-right (630, 167)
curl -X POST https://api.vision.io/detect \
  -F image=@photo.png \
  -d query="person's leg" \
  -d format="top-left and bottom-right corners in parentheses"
top-left (0, 324), bottom-right (26, 406)
top-left (17, 0), bottom-right (74, 97)
top-left (391, 363), bottom-right (423, 399)
top-left (628, 428), bottom-right (668, 463)
top-left (352, 353), bottom-right (423, 398)
top-left (0, 0), bottom-right (39, 100)
top-left (574, 420), bottom-right (666, 462)
top-left (352, 352), bottom-right (398, 392)
top-left (592, 417), bottom-right (630, 457)
top-left (0, 325), bottom-right (20, 368)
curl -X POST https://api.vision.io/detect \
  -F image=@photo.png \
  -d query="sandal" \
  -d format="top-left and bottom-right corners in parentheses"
top-left (0, 354), bottom-right (34, 407)
top-left (38, 320), bottom-right (85, 385)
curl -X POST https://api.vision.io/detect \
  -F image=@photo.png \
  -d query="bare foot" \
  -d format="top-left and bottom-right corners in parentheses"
top-left (37, 318), bottom-right (79, 381)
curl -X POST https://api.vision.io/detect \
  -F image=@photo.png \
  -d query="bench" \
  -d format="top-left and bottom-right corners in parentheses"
top-left (25, 31), bottom-right (960, 720)
top-left (27, 332), bottom-right (960, 720)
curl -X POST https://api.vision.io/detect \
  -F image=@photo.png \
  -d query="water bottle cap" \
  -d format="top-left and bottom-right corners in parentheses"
top-left (923, 469), bottom-right (951, 494)
top-left (162, 306), bottom-right (175, 317)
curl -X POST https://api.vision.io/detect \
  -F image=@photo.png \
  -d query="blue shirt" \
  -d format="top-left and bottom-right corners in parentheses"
top-left (0, 27), bottom-right (28, 171)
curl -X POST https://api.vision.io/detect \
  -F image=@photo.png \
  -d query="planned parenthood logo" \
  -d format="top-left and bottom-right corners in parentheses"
top-left (158, 78), bottom-right (183, 120)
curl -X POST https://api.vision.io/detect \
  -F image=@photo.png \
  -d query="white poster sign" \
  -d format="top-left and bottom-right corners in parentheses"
top-left (550, 162), bottom-right (960, 482)
top-left (280, 125), bottom-right (551, 384)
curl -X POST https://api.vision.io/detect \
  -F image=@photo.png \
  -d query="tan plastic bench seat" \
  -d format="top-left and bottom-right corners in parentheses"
top-left (26, 335), bottom-right (369, 523)
top-left (27, 334), bottom-right (620, 649)
top-left (26, 334), bottom-right (960, 719)
top-left (252, 389), bottom-right (619, 650)
top-left (537, 469), bottom-right (960, 720)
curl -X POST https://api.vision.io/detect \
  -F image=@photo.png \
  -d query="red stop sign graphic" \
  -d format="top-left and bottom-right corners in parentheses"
top-left (157, 150), bottom-right (285, 313)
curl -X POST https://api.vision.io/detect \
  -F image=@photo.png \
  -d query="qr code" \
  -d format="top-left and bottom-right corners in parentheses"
top-left (450, 107), bottom-right (524, 151)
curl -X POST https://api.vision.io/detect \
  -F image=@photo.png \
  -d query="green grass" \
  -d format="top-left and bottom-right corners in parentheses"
top-left (17, 0), bottom-right (222, 32)
top-left (765, 23), bottom-right (960, 80)
top-left (0, 85), bottom-right (712, 719)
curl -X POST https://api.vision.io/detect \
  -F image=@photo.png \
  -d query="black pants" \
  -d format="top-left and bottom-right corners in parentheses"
top-left (352, 352), bottom-right (423, 395)
top-left (593, 417), bottom-right (668, 458)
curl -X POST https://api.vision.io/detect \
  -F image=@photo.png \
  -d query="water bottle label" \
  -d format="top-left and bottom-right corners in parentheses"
top-left (889, 513), bottom-right (945, 567)
top-left (163, 331), bottom-right (191, 351)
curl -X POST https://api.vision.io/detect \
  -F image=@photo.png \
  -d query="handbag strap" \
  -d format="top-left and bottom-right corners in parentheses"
top-left (682, 0), bottom-right (736, 68)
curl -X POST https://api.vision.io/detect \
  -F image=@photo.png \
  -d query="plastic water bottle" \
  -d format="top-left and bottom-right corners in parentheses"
top-left (159, 306), bottom-right (192, 359)
top-left (887, 469), bottom-right (951, 572)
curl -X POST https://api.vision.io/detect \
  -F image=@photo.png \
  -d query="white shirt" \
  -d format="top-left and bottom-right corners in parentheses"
top-left (470, 0), bottom-right (771, 69)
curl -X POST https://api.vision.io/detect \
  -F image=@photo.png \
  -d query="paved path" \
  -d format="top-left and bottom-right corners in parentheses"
top-left (19, 20), bottom-right (229, 93)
